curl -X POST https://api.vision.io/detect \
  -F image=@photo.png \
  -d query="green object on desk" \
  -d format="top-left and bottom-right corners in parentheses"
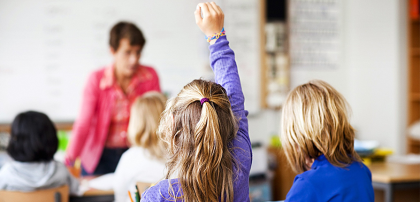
top-left (135, 185), bottom-right (141, 202)
top-left (57, 131), bottom-right (69, 151)
top-left (270, 135), bottom-right (281, 148)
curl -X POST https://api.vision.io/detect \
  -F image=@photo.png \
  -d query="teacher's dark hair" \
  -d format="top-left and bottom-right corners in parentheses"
top-left (109, 21), bottom-right (146, 51)
top-left (7, 111), bottom-right (58, 162)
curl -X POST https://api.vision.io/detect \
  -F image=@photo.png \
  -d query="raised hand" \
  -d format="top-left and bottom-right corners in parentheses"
top-left (194, 2), bottom-right (224, 44)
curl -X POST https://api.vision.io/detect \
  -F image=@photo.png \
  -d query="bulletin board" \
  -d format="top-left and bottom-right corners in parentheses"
top-left (289, 0), bottom-right (342, 69)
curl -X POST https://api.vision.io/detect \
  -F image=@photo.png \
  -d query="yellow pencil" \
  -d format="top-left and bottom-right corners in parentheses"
top-left (128, 190), bottom-right (134, 202)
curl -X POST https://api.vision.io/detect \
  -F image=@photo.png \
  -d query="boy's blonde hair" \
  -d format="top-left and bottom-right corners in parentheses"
top-left (281, 80), bottom-right (361, 173)
top-left (128, 92), bottom-right (166, 161)
top-left (158, 79), bottom-right (238, 202)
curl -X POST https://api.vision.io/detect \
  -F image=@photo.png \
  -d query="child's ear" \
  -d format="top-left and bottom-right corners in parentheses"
top-left (305, 156), bottom-right (315, 168)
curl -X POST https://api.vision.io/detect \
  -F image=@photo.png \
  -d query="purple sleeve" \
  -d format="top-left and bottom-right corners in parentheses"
top-left (140, 179), bottom-right (181, 202)
top-left (209, 36), bottom-right (252, 202)
top-left (209, 36), bottom-right (250, 146)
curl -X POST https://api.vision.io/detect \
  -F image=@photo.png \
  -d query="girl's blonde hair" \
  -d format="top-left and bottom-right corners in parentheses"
top-left (128, 91), bottom-right (166, 161)
top-left (281, 80), bottom-right (361, 173)
top-left (158, 79), bottom-right (238, 202)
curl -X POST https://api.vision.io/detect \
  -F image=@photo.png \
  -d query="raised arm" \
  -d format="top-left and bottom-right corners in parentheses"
top-left (209, 37), bottom-right (245, 116)
top-left (195, 2), bottom-right (245, 116)
top-left (195, 3), bottom-right (250, 164)
top-left (196, 4), bottom-right (251, 202)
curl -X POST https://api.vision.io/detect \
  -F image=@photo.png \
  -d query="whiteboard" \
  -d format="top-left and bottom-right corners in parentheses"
top-left (0, 0), bottom-right (261, 122)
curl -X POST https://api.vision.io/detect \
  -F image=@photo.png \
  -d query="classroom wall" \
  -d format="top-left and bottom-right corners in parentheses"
top-left (249, 0), bottom-right (408, 154)
top-left (344, 0), bottom-right (407, 154)
top-left (248, 110), bottom-right (281, 144)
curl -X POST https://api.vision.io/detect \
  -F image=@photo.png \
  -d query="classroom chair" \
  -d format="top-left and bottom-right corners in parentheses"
top-left (136, 181), bottom-right (152, 197)
top-left (0, 185), bottom-right (69, 202)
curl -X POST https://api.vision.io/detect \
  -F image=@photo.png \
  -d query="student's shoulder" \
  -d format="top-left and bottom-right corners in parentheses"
top-left (346, 160), bottom-right (370, 172)
top-left (142, 179), bottom-right (179, 201)
top-left (152, 178), bottom-right (177, 190)
top-left (122, 147), bottom-right (146, 159)
top-left (286, 176), bottom-right (319, 202)
top-left (117, 148), bottom-right (147, 167)
top-left (290, 168), bottom-right (327, 190)
top-left (144, 179), bottom-right (168, 193)
top-left (52, 160), bottom-right (71, 175)
top-left (358, 161), bottom-right (371, 171)
top-left (293, 172), bottom-right (315, 184)
top-left (291, 176), bottom-right (315, 189)
top-left (0, 162), bottom-right (11, 176)
top-left (141, 183), bottom-right (163, 201)
top-left (351, 161), bottom-right (372, 178)
top-left (294, 166), bottom-right (320, 181)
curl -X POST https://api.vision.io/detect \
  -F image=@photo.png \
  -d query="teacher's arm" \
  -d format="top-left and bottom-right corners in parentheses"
top-left (65, 72), bottom-right (99, 165)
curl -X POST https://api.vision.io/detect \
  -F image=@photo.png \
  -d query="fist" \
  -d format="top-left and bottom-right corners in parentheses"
top-left (194, 2), bottom-right (224, 37)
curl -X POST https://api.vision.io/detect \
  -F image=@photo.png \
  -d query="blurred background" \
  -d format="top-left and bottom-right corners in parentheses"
top-left (0, 0), bottom-right (419, 201)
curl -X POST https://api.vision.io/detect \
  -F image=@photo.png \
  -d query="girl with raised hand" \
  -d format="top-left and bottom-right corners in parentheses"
top-left (141, 2), bottom-right (252, 202)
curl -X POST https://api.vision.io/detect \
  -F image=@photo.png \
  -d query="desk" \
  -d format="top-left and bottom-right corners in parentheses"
top-left (369, 163), bottom-right (420, 202)
top-left (70, 177), bottom-right (114, 202)
top-left (268, 148), bottom-right (297, 200)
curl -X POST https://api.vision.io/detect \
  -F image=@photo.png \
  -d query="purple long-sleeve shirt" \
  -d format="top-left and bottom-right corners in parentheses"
top-left (141, 36), bottom-right (252, 202)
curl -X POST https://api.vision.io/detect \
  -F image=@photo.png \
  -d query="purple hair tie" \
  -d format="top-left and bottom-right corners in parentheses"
top-left (200, 98), bottom-right (210, 105)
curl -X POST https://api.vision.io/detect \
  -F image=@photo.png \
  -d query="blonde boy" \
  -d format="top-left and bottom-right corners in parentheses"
top-left (281, 80), bottom-right (374, 202)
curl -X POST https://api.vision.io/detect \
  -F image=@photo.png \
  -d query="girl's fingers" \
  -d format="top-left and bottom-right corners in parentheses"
top-left (198, 3), bottom-right (211, 18)
top-left (194, 6), bottom-right (202, 24)
top-left (209, 2), bottom-right (220, 15)
top-left (206, 2), bottom-right (217, 16)
top-left (216, 5), bottom-right (223, 15)
top-left (195, 2), bottom-right (224, 37)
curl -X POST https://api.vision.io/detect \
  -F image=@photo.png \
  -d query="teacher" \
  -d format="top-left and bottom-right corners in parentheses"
top-left (65, 22), bottom-right (161, 175)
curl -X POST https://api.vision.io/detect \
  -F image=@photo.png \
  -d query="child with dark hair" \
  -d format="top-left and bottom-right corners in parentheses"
top-left (0, 111), bottom-right (80, 195)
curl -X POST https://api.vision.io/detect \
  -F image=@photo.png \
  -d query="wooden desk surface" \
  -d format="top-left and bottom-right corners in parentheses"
top-left (83, 188), bottom-right (114, 196)
top-left (368, 162), bottom-right (420, 183)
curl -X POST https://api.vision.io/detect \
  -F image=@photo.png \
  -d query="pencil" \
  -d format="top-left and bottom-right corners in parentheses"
top-left (128, 190), bottom-right (134, 202)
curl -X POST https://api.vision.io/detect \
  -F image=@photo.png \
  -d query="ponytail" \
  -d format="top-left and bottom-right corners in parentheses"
top-left (191, 100), bottom-right (234, 202)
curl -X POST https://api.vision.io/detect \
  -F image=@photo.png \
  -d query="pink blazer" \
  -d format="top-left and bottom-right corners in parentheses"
top-left (66, 64), bottom-right (161, 173)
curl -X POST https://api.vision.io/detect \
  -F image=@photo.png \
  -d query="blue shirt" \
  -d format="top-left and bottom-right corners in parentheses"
top-left (285, 155), bottom-right (374, 202)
